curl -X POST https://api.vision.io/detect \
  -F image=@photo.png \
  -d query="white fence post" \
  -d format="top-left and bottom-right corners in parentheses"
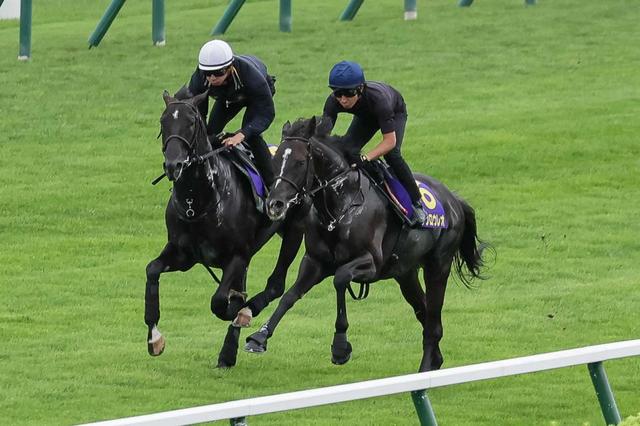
top-left (0, 0), bottom-right (20, 20)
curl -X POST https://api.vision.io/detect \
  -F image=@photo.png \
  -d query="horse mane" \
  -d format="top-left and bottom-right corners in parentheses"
top-left (312, 132), bottom-right (357, 166)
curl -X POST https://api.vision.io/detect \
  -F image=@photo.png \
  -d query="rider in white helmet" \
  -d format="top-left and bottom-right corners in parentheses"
top-left (184, 39), bottom-right (276, 187)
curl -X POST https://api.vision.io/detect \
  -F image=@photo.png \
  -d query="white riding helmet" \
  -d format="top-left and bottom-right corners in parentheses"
top-left (198, 40), bottom-right (233, 71)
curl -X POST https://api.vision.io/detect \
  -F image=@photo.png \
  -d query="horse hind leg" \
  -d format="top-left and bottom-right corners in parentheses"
top-left (395, 269), bottom-right (429, 371)
top-left (418, 257), bottom-right (454, 372)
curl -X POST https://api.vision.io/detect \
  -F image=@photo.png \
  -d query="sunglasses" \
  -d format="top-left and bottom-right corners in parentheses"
top-left (332, 88), bottom-right (359, 98)
top-left (204, 67), bottom-right (229, 78)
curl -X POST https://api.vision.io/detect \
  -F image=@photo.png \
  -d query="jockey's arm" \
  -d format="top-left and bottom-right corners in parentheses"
top-left (363, 131), bottom-right (396, 161)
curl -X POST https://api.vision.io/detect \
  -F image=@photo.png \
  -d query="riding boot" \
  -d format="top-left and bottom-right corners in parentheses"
top-left (246, 136), bottom-right (275, 189)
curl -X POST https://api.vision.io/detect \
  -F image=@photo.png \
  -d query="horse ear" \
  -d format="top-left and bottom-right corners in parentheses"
top-left (173, 85), bottom-right (193, 100)
top-left (306, 116), bottom-right (318, 135)
top-left (282, 120), bottom-right (292, 134)
top-left (314, 115), bottom-right (333, 137)
top-left (190, 90), bottom-right (209, 107)
top-left (163, 90), bottom-right (176, 106)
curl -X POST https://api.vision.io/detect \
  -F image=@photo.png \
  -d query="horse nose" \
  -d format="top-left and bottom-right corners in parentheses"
top-left (267, 199), bottom-right (286, 220)
top-left (164, 160), bottom-right (185, 181)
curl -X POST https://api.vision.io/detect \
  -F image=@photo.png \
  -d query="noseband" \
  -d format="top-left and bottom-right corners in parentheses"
top-left (273, 136), bottom-right (313, 205)
top-left (154, 101), bottom-right (228, 184)
top-left (161, 101), bottom-right (204, 153)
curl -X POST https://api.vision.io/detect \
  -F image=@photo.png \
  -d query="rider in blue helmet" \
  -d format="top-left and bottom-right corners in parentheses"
top-left (323, 60), bottom-right (426, 226)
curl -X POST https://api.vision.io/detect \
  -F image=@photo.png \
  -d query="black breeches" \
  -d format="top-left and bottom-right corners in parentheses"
top-left (207, 101), bottom-right (275, 187)
top-left (245, 135), bottom-right (275, 186)
top-left (345, 114), bottom-right (421, 203)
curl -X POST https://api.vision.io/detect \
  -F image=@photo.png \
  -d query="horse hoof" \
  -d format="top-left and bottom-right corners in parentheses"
top-left (216, 357), bottom-right (237, 369)
top-left (331, 336), bottom-right (352, 365)
top-left (232, 307), bottom-right (253, 328)
top-left (148, 335), bottom-right (165, 356)
top-left (244, 340), bottom-right (266, 354)
top-left (331, 352), bottom-right (351, 365)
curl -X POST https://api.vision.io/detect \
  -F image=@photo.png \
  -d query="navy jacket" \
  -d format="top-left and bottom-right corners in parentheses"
top-left (187, 55), bottom-right (276, 139)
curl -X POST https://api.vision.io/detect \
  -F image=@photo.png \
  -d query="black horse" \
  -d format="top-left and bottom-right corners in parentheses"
top-left (245, 117), bottom-right (486, 372)
top-left (144, 91), bottom-right (305, 367)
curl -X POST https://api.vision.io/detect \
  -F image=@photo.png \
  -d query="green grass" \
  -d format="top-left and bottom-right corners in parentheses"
top-left (1, 0), bottom-right (639, 425)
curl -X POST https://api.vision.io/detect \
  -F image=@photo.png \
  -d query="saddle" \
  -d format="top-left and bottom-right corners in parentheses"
top-left (362, 160), bottom-right (447, 229)
top-left (221, 143), bottom-right (268, 214)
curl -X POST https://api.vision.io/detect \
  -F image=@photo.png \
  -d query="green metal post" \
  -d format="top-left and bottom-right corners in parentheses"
top-left (88, 0), bottom-right (127, 48)
top-left (18, 0), bottom-right (31, 60)
top-left (152, 0), bottom-right (165, 46)
top-left (458, 0), bottom-right (473, 6)
top-left (588, 362), bottom-right (621, 425)
top-left (279, 0), bottom-right (291, 32)
top-left (404, 0), bottom-right (417, 20)
top-left (211, 0), bottom-right (246, 35)
top-left (339, 0), bottom-right (364, 21)
top-left (411, 390), bottom-right (438, 426)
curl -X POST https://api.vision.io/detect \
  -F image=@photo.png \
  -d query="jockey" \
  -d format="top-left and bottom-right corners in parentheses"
top-left (322, 60), bottom-right (426, 226)
top-left (185, 39), bottom-right (276, 188)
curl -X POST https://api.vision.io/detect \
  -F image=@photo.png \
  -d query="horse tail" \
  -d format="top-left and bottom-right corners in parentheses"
top-left (454, 198), bottom-right (491, 288)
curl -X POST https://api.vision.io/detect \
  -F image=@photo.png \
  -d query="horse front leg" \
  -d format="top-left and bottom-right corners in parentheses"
top-left (331, 254), bottom-right (377, 365)
top-left (238, 221), bottom-right (305, 327)
top-left (145, 242), bottom-right (193, 356)
top-left (245, 255), bottom-right (328, 354)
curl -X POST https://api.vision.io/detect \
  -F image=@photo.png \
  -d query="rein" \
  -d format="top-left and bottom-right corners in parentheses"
top-left (278, 135), bottom-right (365, 232)
top-left (315, 168), bottom-right (364, 232)
top-left (151, 145), bottom-right (229, 185)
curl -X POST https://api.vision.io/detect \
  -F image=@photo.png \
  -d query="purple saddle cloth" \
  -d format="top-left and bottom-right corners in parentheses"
top-left (382, 168), bottom-right (447, 229)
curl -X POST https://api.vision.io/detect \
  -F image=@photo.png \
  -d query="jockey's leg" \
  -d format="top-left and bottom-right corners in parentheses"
top-left (344, 116), bottom-right (378, 150)
top-left (206, 101), bottom-right (241, 140)
top-left (245, 134), bottom-right (275, 188)
top-left (383, 114), bottom-right (425, 225)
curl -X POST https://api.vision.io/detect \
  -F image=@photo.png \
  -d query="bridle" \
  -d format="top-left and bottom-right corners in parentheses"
top-left (153, 101), bottom-right (228, 184)
top-left (272, 136), bottom-right (314, 207)
top-left (274, 135), bottom-right (364, 231)
top-left (157, 100), bottom-right (231, 222)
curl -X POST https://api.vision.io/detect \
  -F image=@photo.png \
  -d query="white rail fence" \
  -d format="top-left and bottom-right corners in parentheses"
top-left (83, 339), bottom-right (640, 426)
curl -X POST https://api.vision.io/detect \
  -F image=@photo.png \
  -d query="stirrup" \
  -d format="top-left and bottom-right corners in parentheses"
top-left (411, 204), bottom-right (426, 227)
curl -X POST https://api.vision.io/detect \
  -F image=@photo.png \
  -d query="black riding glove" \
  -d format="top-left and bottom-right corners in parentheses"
top-left (348, 153), bottom-right (368, 169)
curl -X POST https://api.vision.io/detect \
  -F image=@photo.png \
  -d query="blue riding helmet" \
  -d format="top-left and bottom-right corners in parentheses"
top-left (328, 61), bottom-right (365, 89)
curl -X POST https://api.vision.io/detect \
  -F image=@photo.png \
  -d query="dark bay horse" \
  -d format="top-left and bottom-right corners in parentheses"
top-left (145, 91), bottom-right (305, 367)
top-left (245, 117), bottom-right (486, 372)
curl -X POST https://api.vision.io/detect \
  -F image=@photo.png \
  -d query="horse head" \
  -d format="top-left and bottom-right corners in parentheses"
top-left (160, 90), bottom-right (209, 182)
top-left (308, 117), bottom-right (351, 182)
top-left (266, 117), bottom-right (320, 220)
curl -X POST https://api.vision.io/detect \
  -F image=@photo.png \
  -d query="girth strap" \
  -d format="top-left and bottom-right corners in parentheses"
top-left (347, 282), bottom-right (370, 300)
